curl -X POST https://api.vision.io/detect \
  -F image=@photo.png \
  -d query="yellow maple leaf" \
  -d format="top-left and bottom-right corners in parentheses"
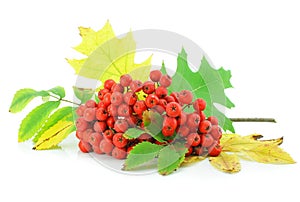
top-left (209, 153), bottom-right (241, 173)
top-left (66, 21), bottom-right (152, 83)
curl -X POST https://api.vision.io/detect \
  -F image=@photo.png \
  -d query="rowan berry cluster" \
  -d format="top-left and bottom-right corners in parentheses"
top-left (75, 70), bottom-right (222, 159)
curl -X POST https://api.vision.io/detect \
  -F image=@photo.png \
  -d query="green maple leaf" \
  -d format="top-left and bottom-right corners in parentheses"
top-left (161, 48), bottom-right (235, 132)
top-left (66, 21), bottom-right (152, 84)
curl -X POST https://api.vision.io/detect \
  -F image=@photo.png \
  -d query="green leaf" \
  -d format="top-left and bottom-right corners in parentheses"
top-left (9, 88), bottom-right (49, 113)
top-left (162, 48), bottom-right (235, 132)
top-left (158, 143), bottom-right (187, 175)
top-left (18, 101), bottom-right (60, 142)
top-left (123, 128), bottom-right (145, 139)
top-left (67, 21), bottom-right (152, 83)
top-left (73, 86), bottom-right (95, 104)
top-left (124, 142), bottom-right (163, 170)
top-left (33, 106), bottom-right (74, 143)
top-left (48, 86), bottom-right (65, 99)
top-left (33, 121), bottom-right (75, 150)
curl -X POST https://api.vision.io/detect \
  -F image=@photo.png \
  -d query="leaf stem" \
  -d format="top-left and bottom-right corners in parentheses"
top-left (230, 118), bottom-right (276, 123)
top-left (49, 95), bottom-right (80, 106)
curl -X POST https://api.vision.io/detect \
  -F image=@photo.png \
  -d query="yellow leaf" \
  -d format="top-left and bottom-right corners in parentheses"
top-left (209, 153), bottom-right (241, 173)
top-left (181, 156), bottom-right (206, 167)
top-left (66, 21), bottom-right (152, 83)
top-left (220, 134), bottom-right (295, 164)
top-left (33, 121), bottom-right (75, 150)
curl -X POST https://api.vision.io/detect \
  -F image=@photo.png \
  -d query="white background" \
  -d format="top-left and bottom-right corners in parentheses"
top-left (1, 0), bottom-right (300, 201)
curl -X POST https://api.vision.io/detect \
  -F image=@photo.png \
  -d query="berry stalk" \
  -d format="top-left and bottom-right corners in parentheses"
top-left (230, 118), bottom-right (276, 123)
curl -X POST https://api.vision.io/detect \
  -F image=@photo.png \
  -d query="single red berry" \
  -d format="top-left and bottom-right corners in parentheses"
top-left (112, 133), bottom-right (128, 148)
top-left (120, 74), bottom-right (132, 87)
top-left (165, 96), bottom-right (175, 103)
top-left (103, 93), bottom-right (112, 107)
top-left (111, 83), bottom-right (124, 93)
top-left (130, 80), bottom-right (143, 92)
top-left (199, 120), bottom-right (212, 134)
top-left (106, 116), bottom-right (115, 128)
top-left (123, 92), bottom-right (137, 106)
top-left (117, 104), bottom-right (132, 117)
top-left (99, 139), bottom-right (114, 155)
top-left (89, 132), bottom-right (103, 147)
top-left (98, 88), bottom-right (110, 100)
top-left (145, 94), bottom-right (160, 108)
top-left (210, 125), bottom-right (222, 140)
top-left (127, 115), bottom-right (138, 127)
top-left (76, 131), bottom-right (84, 140)
top-left (107, 104), bottom-right (118, 117)
top-left (162, 116), bottom-right (177, 137)
top-left (103, 129), bottom-right (114, 140)
top-left (159, 74), bottom-right (172, 87)
top-left (185, 147), bottom-right (193, 157)
top-left (93, 145), bottom-right (104, 154)
top-left (96, 107), bottom-right (108, 121)
top-left (193, 98), bottom-right (206, 112)
top-left (155, 86), bottom-right (168, 98)
top-left (143, 81), bottom-right (156, 94)
top-left (177, 126), bottom-right (190, 137)
top-left (78, 141), bottom-right (92, 153)
top-left (112, 147), bottom-right (127, 159)
top-left (178, 90), bottom-right (193, 105)
top-left (201, 134), bottom-right (214, 147)
top-left (186, 113), bottom-right (201, 128)
top-left (104, 79), bottom-right (116, 90)
top-left (150, 70), bottom-right (162, 82)
top-left (151, 105), bottom-right (165, 114)
top-left (170, 92), bottom-right (179, 102)
top-left (97, 101), bottom-right (106, 109)
top-left (93, 121), bottom-right (107, 132)
top-left (138, 133), bottom-right (152, 142)
top-left (133, 100), bottom-right (147, 115)
top-left (187, 133), bottom-right (201, 147)
top-left (86, 100), bottom-right (97, 108)
top-left (114, 119), bottom-right (128, 133)
top-left (111, 92), bottom-right (123, 105)
top-left (207, 116), bottom-right (218, 125)
top-left (76, 117), bottom-right (88, 132)
top-left (177, 112), bottom-right (187, 126)
top-left (208, 144), bottom-right (222, 157)
top-left (199, 111), bottom-right (206, 121)
top-left (166, 102), bottom-right (182, 117)
top-left (82, 129), bottom-right (93, 142)
top-left (158, 99), bottom-right (168, 109)
top-left (83, 107), bottom-right (96, 122)
top-left (76, 105), bottom-right (87, 117)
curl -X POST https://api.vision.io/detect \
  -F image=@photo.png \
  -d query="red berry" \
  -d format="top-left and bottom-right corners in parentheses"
top-left (103, 93), bottom-right (112, 107)
top-left (177, 112), bottom-right (187, 126)
top-left (138, 133), bottom-right (152, 142)
top-left (186, 113), bottom-right (201, 128)
top-left (199, 111), bottom-right (206, 121)
top-left (111, 92), bottom-right (123, 105)
top-left (86, 100), bottom-right (97, 108)
top-left (210, 125), bottom-right (222, 140)
top-left (117, 104), bottom-right (132, 117)
top-left (93, 145), bottom-right (104, 154)
top-left (123, 92), bottom-right (137, 106)
top-left (127, 115), bottom-right (138, 127)
top-left (194, 146), bottom-right (204, 156)
top-left (93, 121), bottom-right (107, 132)
top-left (96, 107), bottom-right (108, 121)
top-left (159, 74), bottom-right (172, 87)
top-left (82, 129), bottom-right (93, 142)
top-left (76, 105), bottom-right (87, 116)
top-left (103, 129), bottom-right (114, 140)
top-left (107, 104), bottom-right (118, 117)
top-left (150, 70), bottom-right (162, 82)
top-left (166, 102), bottom-right (182, 117)
top-left (158, 99), bottom-right (168, 109)
top-left (145, 94), bottom-right (159, 108)
top-left (104, 79), bottom-right (116, 90)
top-left (78, 141), bottom-right (92, 153)
top-left (111, 83), bottom-right (124, 93)
top-left (155, 86), bottom-right (168, 98)
top-left (165, 96), bottom-right (175, 103)
top-left (89, 132), bottom-right (103, 147)
top-left (207, 116), bottom-right (218, 125)
top-left (143, 81), bottom-right (156, 94)
top-left (187, 133), bottom-right (201, 147)
top-left (99, 139), bottom-right (114, 155)
top-left (201, 134), bottom-right (214, 147)
top-left (98, 88), bottom-right (110, 100)
top-left (162, 117), bottom-right (177, 137)
top-left (177, 126), bottom-right (190, 137)
top-left (112, 147), bottom-right (127, 159)
top-left (120, 74), bottom-right (132, 87)
top-left (199, 120), bottom-right (212, 134)
top-left (185, 147), bottom-right (193, 157)
top-left (193, 98), bottom-right (206, 112)
top-left (170, 92), bottom-right (179, 103)
top-left (114, 119), bottom-right (128, 133)
top-left (106, 116), bottom-right (115, 128)
top-left (178, 90), bottom-right (193, 105)
top-left (97, 101), bottom-right (106, 108)
top-left (151, 105), bottom-right (165, 114)
top-left (76, 117), bottom-right (88, 132)
top-left (112, 133), bottom-right (128, 148)
top-left (133, 100), bottom-right (147, 115)
top-left (130, 80), bottom-right (143, 92)
top-left (83, 108), bottom-right (96, 122)
top-left (127, 145), bottom-right (134, 153)
top-left (76, 131), bottom-right (84, 140)
top-left (208, 144), bottom-right (222, 157)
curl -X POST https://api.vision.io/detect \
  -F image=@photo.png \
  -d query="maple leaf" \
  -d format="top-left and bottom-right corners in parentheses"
top-left (66, 21), bottom-right (152, 84)
top-left (161, 48), bottom-right (235, 132)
